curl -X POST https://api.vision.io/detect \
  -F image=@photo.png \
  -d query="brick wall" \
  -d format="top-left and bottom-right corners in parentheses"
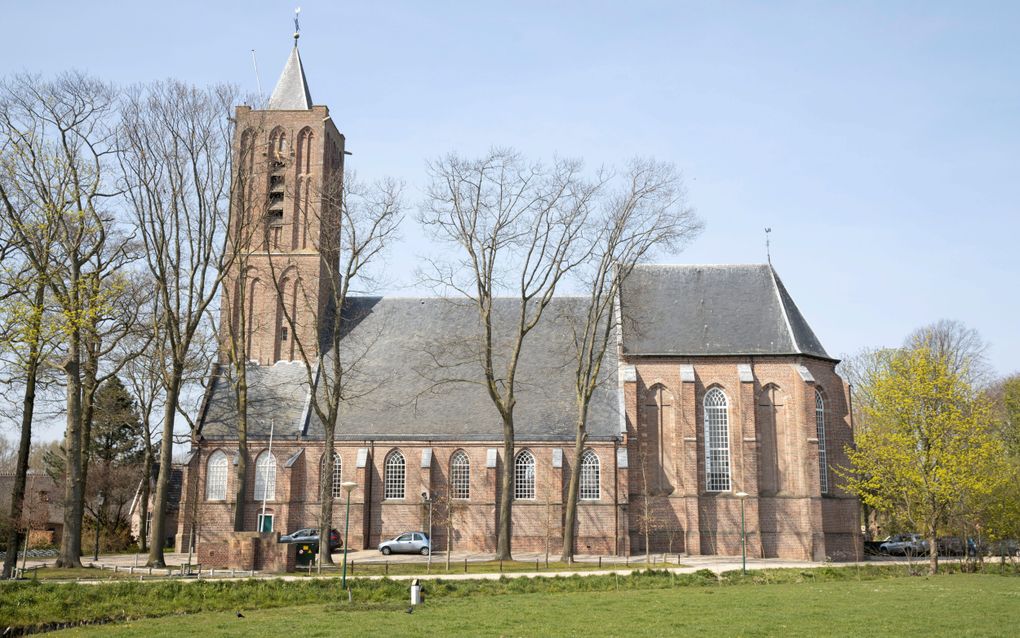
top-left (181, 356), bottom-right (861, 563)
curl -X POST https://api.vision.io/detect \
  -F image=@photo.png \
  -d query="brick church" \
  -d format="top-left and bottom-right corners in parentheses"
top-left (178, 36), bottom-right (862, 564)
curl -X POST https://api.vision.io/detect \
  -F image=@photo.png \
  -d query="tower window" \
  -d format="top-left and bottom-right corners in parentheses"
top-left (280, 326), bottom-right (288, 341)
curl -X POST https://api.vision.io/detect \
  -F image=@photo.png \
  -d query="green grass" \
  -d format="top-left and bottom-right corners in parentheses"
top-left (298, 558), bottom-right (647, 577)
top-left (1, 564), bottom-right (1016, 636)
top-left (42, 572), bottom-right (1020, 637)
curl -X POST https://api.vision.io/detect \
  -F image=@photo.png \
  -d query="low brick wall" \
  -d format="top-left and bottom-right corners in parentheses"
top-left (197, 531), bottom-right (297, 572)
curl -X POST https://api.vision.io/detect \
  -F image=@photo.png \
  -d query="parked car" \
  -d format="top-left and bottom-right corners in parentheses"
top-left (879, 534), bottom-right (928, 556)
top-left (378, 531), bottom-right (431, 556)
top-left (986, 539), bottom-right (1020, 558)
top-left (279, 527), bottom-right (342, 552)
top-left (937, 537), bottom-right (977, 557)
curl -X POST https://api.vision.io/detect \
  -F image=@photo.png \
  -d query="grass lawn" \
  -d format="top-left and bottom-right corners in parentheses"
top-left (298, 558), bottom-right (650, 577)
top-left (44, 573), bottom-right (1019, 637)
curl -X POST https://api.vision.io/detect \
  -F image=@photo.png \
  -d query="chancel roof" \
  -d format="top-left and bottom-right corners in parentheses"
top-left (619, 264), bottom-right (830, 359)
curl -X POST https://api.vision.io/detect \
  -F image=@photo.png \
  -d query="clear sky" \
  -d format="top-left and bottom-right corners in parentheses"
top-left (3, 0), bottom-right (1018, 384)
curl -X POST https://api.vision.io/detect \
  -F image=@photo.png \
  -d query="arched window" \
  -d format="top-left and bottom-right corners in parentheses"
top-left (704, 387), bottom-right (731, 492)
top-left (450, 450), bottom-right (470, 500)
top-left (206, 451), bottom-right (227, 500)
top-left (384, 450), bottom-right (405, 500)
top-left (514, 450), bottom-right (536, 500)
top-left (579, 449), bottom-right (600, 500)
top-left (254, 451), bottom-right (276, 501)
top-left (322, 452), bottom-right (342, 499)
top-left (815, 389), bottom-right (828, 494)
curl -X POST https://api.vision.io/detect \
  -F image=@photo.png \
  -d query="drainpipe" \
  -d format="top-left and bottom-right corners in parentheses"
top-left (613, 435), bottom-right (620, 556)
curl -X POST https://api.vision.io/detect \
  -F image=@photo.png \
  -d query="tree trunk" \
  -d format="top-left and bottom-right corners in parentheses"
top-left (232, 364), bottom-right (249, 531)
top-left (561, 417), bottom-right (586, 562)
top-left (1, 284), bottom-right (43, 577)
top-left (139, 437), bottom-right (152, 553)
top-left (496, 416), bottom-right (515, 560)
top-left (56, 335), bottom-right (85, 568)
top-left (318, 415), bottom-right (337, 566)
top-left (928, 525), bottom-right (939, 575)
top-left (147, 370), bottom-right (182, 567)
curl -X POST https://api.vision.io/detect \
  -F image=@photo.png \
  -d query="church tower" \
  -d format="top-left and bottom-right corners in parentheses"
top-left (223, 29), bottom-right (345, 365)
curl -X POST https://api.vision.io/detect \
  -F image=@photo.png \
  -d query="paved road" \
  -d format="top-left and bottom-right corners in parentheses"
top-left (20, 549), bottom-right (927, 583)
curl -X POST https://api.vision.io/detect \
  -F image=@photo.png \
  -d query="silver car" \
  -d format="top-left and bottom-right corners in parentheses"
top-left (378, 531), bottom-right (431, 555)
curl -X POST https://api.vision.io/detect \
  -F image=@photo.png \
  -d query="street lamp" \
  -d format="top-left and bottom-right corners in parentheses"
top-left (93, 493), bottom-right (105, 562)
top-left (340, 481), bottom-right (357, 590)
top-left (735, 492), bottom-right (749, 575)
top-left (422, 492), bottom-right (433, 571)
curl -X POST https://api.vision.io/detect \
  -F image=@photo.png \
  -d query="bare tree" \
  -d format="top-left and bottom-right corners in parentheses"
top-left (119, 80), bottom-right (236, 567)
top-left (0, 72), bottom-right (124, 568)
top-left (560, 158), bottom-right (700, 561)
top-left (267, 171), bottom-right (403, 565)
top-left (419, 149), bottom-right (598, 560)
top-left (905, 319), bottom-right (992, 386)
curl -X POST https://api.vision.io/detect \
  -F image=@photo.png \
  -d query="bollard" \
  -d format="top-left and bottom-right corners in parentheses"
top-left (598, 556), bottom-right (602, 568)
top-left (385, 560), bottom-right (389, 574)
top-left (350, 560), bottom-right (354, 575)
top-left (536, 559), bottom-right (539, 571)
top-left (464, 558), bottom-right (467, 573)
top-left (499, 559), bottom-right (503, 573)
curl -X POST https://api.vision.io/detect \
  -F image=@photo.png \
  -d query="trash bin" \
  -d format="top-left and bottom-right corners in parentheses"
top-left (296, 543), bottom-right (317, 567)
top-left (410, 578), bottom-right (422, 605)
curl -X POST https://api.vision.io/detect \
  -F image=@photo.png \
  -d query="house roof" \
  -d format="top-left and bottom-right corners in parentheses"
top-left (619, 264), bottom-right (831, 359)
top-left (267, 45), bottom-right (313, 110)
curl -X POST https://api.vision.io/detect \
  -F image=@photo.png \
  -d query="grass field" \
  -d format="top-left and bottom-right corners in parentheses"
top-left (42, 573), bottom-right (1018, 637)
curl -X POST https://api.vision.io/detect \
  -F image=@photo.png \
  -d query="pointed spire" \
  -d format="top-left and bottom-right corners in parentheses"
top-left (268, 9), bottom-right (312, 110)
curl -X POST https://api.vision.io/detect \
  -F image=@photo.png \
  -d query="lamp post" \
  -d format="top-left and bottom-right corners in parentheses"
top-left (93, 492), bottom-right (105, 561)
top-left (340, 481), bottom-right (357, 590)
top-left (422, 492), bottom-right (433, 571)
top-left (735, 492), bottom-right (749, 575)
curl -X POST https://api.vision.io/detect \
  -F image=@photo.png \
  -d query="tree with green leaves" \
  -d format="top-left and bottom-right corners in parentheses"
top-left (839, 346), bottom-right (1007, 574)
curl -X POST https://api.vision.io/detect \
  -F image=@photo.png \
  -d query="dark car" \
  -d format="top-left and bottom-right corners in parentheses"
top-left (378, 531), bottom-right (431, 555)
top-left (280, 527), bottom-right (342, 553)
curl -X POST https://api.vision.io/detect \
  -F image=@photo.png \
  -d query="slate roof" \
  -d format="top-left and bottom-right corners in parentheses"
top-left (200, 297), bottom-right (621, 442)
top-left (199, 263), bottom-right (832, 441)
top-left (619, 264), bottom-right (830, 359)
top-left (268, 45), bottom-right (313, 110)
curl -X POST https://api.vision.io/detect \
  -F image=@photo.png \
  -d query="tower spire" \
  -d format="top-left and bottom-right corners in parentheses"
top-left (267, 8), bottom-right (313, 110)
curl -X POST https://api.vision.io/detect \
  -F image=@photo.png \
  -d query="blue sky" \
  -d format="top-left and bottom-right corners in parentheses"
top-left (3, 1), bottom-right (1018, 379)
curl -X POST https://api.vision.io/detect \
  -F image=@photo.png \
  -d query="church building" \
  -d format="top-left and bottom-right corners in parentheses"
top-left (178, 35), bottom-right (862, 565)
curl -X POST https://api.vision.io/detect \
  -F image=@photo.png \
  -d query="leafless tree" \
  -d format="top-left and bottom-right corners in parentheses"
top-left (266, 170), bottom-right (403, 565)
top-left (0, 72), bottom-right (126, 568)
top-left (119, 80), bottom-right (236, 567)
top-left (560, 158), bottom-right (700, 561)
top-left (905, 319), bottom-right (992, 386)
top-left (419, 149), bottom-right (598, 560)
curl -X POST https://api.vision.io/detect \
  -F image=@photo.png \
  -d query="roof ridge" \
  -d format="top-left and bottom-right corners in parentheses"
top-left (767, 264), bottom-right (802, 354)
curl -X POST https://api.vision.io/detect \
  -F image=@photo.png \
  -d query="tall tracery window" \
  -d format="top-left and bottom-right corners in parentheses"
top-left (206, 450), bottom-right (227, 500)
top-left (254, 451), bottom-right (276, 501)
top-left (450, 450), bottom-right (470, 500)
top-left (704, 387), bottom-right (731, 492)
top-left (323, 452), bottom-right (342, 499)
top-left (815, 389), bottom-right (829, 494)
top-left (514, 450), bottom-right (536, 500)
top-left (384, 450), bottom-right (405, 500)
top-left (579, 449), bottom-right (600, 500)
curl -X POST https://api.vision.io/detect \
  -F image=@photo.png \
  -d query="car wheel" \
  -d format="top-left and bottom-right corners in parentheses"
top-left (420, 547), bottom-right (430, 556)
top-left (381, 547), bottom-right (391, 555)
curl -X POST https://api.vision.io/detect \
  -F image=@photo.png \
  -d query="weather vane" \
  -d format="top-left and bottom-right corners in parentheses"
top-left (765, 227), bottom-right (773, 265)
top-left (294, 7), bottom-right (302, 43)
